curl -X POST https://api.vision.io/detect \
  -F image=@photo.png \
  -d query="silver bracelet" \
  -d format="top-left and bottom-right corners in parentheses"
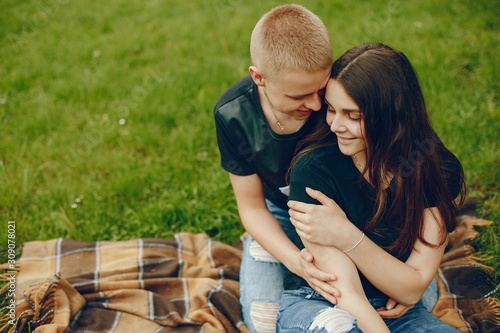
top-left (343, 233), bottom-right (365, 253)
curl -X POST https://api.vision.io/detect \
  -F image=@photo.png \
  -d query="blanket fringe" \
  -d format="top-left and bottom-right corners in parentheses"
top-left (0, 321), bottom-right (13, 333)
top-left (467, 255), bottom-right (496, 275)
top-left (471, 255), bottom-right (495, 262)
top-left (445, 217), bottom-right (496, 272)
top-left (449, 216), bottom-right (493, 246)
top-left (442, 248), bottom-right (495, 274)
top-left (482, 297), bottom-right (500, 323)
top-left (0, 282), bottom-right (13, 333)
top-left (0, 264), bottom-right (18, 282)
top-left (485, 297), bottom-right (500, 313)
top-left (15, 275), bottom-right (59, 333)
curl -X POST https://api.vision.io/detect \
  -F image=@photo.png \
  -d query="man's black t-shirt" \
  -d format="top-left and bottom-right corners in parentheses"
top-left (214, 75), bottom-right (315, 209)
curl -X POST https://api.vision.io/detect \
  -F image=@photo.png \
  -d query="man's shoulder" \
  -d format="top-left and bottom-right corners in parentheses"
top-left (214, 75), bottom-right (255, 114)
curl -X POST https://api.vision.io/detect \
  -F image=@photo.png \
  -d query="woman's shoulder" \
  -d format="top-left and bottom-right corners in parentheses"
top-left (292, 139), bottom-right (352, 180)
top-left (295, 139), bottom-right (347, 167)
top-left (289, 138), bottom-right (354, 204)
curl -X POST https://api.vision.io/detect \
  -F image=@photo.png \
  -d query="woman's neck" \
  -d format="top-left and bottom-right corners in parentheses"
top-left (352, 152), bottom-right (394, 189)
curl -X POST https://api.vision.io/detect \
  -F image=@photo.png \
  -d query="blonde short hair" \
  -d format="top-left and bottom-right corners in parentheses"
top-left (250, 4), bottom-right (333, 80)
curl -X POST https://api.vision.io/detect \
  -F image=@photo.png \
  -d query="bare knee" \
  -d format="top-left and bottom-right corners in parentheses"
top-left (310, 307), bottom-right (356, 333)
top-left (249, 240), bottom-right (280, 263)
top-left (250, 301), bottom-right (280, 333)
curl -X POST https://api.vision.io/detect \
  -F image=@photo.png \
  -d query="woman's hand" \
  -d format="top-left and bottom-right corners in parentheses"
top-left (292, 248), bottom-right (340, 305)
top-left (376, 298), bottom-right (415, 319)
top-left (288, 188), bottom-right (353, 248)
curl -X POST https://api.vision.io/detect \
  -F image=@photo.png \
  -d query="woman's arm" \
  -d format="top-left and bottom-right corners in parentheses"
top-left (229, 173), bottom-right (339, 303)
top-left (301, 237), bottom-right (390, 333)
top-left (289, 188), bottom-right (446, 306)
top-left (348, 207), bottom-right (446, 305)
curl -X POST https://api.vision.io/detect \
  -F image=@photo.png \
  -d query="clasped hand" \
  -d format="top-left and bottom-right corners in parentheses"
top-left (288, 187), bottom-right (351, 248)
top-left (295, 248), bottom-right (340, 305)
top-left (298, 248), bottom-right (414, 318)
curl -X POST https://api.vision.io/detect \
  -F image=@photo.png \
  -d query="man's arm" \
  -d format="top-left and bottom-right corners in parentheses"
top-left (229, 173), bottom-right (339, 303)
top-left (230, 173), bottom-right (296, 263)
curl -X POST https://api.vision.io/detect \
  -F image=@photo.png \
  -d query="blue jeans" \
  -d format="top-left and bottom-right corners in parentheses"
top-left (277, 287), bottom-right (460, 333)
top-left (240, 200), bottom-right (440, 333)
top-left (240, 199), bottom-right (297, 333)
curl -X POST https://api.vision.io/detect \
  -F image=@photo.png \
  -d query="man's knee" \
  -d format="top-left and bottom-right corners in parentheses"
top-left (250, 301), bottom-right (280, 333)
top-left (249, 240), bottom-right (280, 263)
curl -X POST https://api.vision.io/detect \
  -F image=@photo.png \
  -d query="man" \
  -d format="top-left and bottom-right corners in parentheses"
top-left (214, 5), bottom-right (334, 332)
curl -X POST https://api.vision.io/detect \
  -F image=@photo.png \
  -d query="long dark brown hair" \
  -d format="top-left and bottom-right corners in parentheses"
top-left (291, 43), bottom-right (465, 256)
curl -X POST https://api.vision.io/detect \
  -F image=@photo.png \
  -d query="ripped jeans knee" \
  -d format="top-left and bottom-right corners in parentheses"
top-left (240, 235), bottom-right (288, 333)
top-left (246, 240), bottom-right (281, 332)
top-left (309, 308), bottom-right (357, 333)
top-left (250, 301), bottom-right (281, 333)
top-left (277, 288), bottom-right (362, 333)
top-left (249, 239), bottom-right (280, 263)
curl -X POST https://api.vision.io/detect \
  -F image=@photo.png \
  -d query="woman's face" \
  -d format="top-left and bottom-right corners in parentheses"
top-left (324, 79), bottom-right (367, 157)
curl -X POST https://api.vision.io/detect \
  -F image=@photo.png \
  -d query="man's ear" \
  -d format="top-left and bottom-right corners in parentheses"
top-left (249, 66), bottom-right (265, 87)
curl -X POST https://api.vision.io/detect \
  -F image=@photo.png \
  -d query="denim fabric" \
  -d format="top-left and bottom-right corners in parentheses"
top-left (277, 287), bottom-right (460, 333)
top-left (240, 200), bottom-right (297, 333)
top-left (277, 288), bottom-right (362, 333)
top-left (420, 278), bottom-right (438, 312)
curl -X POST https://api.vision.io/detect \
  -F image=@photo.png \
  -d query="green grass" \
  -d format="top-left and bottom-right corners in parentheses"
top-left (0, 0), bottom-right (498, 299)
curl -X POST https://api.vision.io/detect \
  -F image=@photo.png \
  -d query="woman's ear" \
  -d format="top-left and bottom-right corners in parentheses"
top-left (249, 66), bottom-right (265, 87)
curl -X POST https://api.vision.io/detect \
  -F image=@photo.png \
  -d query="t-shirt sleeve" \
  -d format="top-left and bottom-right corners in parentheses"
top-left (441, 152), bottom-right (463, 200)
top-left (289, 154), bottom-right (339, 205)
top-left (214, 114), bottom-right (257, 176)
top-left (424, 148), bottom-right (463, 208)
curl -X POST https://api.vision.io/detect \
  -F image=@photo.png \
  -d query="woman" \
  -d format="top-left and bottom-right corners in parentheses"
top-left (277, 43), bottom-right (465, 332)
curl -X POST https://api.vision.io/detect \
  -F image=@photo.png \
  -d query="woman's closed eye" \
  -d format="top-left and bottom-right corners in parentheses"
top-left (328, 107), bottom-right (362, 121)
top-left (347, 112), bottom-right (362, 121)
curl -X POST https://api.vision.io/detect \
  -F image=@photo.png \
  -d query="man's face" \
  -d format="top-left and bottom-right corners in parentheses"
top-left (263, 67), bottom-right (331, 121)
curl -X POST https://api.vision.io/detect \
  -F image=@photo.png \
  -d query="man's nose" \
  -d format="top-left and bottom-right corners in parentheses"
top-left (305, 93), bottom-right (322, 111)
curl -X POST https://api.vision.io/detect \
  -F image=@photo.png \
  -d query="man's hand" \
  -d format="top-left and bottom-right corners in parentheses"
top-left (376, 298), bottom-right (415, 318)
top-left (288, 188), bottom-right (352, 248)
top-left (294, 248), bottom-right (340, 305)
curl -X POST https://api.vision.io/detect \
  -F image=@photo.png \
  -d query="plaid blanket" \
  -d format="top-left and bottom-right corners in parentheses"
top-left (1, 202), bottom-right (499, 332)
top-left (432, 214), bottom-right (500, 332)
top-left (2, 233), bottom-right (249, 333)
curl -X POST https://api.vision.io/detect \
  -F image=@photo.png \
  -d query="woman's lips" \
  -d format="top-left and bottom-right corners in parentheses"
top-left (337, 135), bottom-right (356, 145)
